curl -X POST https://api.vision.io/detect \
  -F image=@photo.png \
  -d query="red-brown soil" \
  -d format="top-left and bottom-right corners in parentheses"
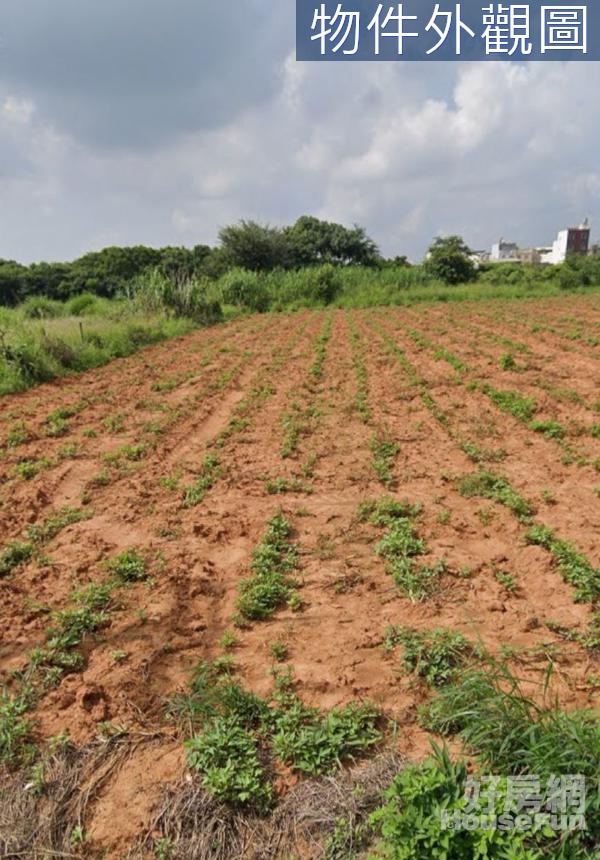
top-left (0, 296), bottom-right (598, 857)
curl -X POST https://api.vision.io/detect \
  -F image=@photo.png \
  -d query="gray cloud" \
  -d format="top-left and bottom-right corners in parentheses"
top-left (0, 0), bottom-right (291, 148)
top-left (0, 3), bottom-right (599, 264)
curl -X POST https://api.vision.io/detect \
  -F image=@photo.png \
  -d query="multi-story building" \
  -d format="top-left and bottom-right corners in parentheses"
top-left (541, 219), bottom-right (591, 265)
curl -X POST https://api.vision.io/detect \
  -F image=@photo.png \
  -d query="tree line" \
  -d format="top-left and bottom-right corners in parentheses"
top-left (3, 217), bottom-right (597, 309)
top-left (0, 216), bottom-right (383, 306)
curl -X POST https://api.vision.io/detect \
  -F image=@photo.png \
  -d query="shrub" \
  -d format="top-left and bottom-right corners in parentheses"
top-left (65, 292), bottom-right (101, 316)
top-left (368, 745), bottom-right (536, 860)
top-left (20, 296), bottom-right (65, 319)
top-left (133, 270), bottom-right (223, 323)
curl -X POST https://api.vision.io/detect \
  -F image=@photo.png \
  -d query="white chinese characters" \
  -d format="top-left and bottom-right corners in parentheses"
top-left (308, 2), bottom-right (590, 57)
top-left (482, 4), bottom-right (532, 54)
top-left (541, 6), bottom-right (587, 52)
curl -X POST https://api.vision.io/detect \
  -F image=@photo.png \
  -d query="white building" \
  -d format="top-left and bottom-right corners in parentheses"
top-left (541, 220), bottom-right (591, 265)
top-left (491, 239), bottom-right (519, 262)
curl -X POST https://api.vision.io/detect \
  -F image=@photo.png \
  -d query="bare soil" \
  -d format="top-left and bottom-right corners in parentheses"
top-left (0, 296), bottom-right (598, 858)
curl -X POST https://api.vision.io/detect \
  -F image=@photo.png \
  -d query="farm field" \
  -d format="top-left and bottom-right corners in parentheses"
top-left (1, 293), bottom-right (599, 858)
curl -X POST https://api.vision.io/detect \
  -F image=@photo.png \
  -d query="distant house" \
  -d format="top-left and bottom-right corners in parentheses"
top-left (491, 239), bottom-right (519, 262)
top-left (541, 219), bottom-right (591, 265)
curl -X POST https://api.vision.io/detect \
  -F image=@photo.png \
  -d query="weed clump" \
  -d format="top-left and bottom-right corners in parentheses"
top-left (369, 663), bottom-right (600, 858)
top-left (178, 660), bottom-right (382, 808)
top-left (383, 625), bottom-right (480, 687)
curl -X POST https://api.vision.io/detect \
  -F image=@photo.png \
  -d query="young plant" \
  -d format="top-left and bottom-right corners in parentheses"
top-left (359, 497), bottom-right (444, 601)
top-left (369, 433), bottom-right (398, 487)
top-left (236, 514), bottom-right (299, 621)
top-left (494, 568), bottom-right (517, 593)
top-left (457, 470), bottom-right (533, 522)
top-left (181, 455), bottom-right (221, 507)
top-left (525, 525), bottom-right (600, 603)
top-left (384, 625), bottom-right (479, 687)
top-left (105, 548), bottom-right (148, 583)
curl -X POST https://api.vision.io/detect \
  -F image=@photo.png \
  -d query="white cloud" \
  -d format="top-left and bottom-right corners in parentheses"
top-left (0, 7), bottom-right (598, 265)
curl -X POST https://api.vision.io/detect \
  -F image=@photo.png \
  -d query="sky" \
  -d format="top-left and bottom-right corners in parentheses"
top-left (0, 0), bottom-right (599, 263)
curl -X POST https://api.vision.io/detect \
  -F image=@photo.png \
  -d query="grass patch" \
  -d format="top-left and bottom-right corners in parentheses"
top-left (368, 663), bottom-right (600, 858)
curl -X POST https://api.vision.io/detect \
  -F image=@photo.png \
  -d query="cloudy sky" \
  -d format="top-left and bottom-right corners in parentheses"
top-left (1, 0), bottom-right (599, 262)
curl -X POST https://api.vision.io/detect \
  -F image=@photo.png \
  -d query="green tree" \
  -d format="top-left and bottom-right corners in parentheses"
top-left (424, 235), bottom-right (477, 285)
top-left (218, 221), bottom-right (290, 272)
top-left (68, 246), bottom-right (163, 296)
top-left (0, 261), bottom-right (28, 306)
top-left (284, 215), bottom-right (379, 266)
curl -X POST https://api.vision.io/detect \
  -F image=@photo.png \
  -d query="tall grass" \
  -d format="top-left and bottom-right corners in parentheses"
top-left (230, 264), bottom-right (597, 311)
top-left (0, 273), bottom-right (226, 395)
top-left (367, 661), bottom-right (600, 859)
top-left (0, 303), bottom-right (196, 395)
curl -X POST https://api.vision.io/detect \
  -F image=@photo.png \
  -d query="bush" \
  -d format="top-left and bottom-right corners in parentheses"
top-left (265, 264), bottom-right (342, 309)
top-left (369, 663), bottom-right (600, 858)
top-left (424, 236), bottom-right (477, 286)
top-left (65, 292), bottom-right (101, 316)
top-left (20, 296), bottom-right (65, 319)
